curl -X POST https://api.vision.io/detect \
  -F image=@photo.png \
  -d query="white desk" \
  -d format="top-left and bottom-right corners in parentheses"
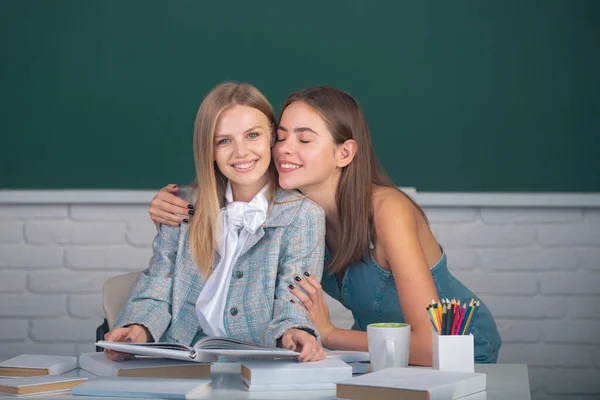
top-left (0, 363), bottom-right (530, 400)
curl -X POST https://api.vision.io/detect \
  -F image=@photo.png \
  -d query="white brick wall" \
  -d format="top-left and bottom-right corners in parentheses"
top-left (0, 203), bottom-right (599, 399)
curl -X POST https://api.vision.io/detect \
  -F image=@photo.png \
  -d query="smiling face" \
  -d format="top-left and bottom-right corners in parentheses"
top-left (273, 101), bottom-right (341, 195)
top-left (213, 104), bottom-right (272, 200)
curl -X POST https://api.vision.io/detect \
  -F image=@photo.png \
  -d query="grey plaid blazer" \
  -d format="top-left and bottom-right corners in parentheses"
top-left (114, 187), bottom-right (325, 347)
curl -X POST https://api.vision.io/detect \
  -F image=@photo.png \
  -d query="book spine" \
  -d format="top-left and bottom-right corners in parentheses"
top-left (250, 367), bottom-right (352, 385)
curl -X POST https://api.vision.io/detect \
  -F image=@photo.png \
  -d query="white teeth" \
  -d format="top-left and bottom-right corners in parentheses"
top-left (280, 163), bottom-right (301, 169)
top-left (233, 161), bottom-right (256, 169)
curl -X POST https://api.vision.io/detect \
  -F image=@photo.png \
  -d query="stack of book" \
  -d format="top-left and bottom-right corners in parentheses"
top-left (78, 352), bottom-right (211, 379)
top-left (0, 355), bottom-right (85, 397)
top-left (76, 352), bottom-right (213, 398)
top-left (241, 357), bottom-right (352, 391)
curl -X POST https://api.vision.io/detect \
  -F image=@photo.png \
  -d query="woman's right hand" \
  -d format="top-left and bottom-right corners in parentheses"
top-left (281, 328), bottom-right (326, 362)
top-left (103, 324), bottom-right (151, 361)
top-left (149, 184), bottom-right (193, 227)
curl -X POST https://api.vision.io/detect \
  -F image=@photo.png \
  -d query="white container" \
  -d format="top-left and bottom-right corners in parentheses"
top-left (432, 330), bottom-right (475, 373)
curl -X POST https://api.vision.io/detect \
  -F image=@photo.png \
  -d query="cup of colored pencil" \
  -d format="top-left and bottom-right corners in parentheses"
top-left (426, 298), bottom-right (480, 336)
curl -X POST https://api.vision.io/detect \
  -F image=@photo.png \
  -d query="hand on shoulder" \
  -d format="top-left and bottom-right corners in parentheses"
top-left (149, 184), bottom-right (193, 227)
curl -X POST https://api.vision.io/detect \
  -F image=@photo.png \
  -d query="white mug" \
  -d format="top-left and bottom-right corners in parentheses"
top-left (367, 322), bottom-right (410, 371)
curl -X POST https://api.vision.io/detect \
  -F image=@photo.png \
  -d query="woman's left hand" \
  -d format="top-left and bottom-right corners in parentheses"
top-left (288, 273), bottom-right (336, 343)
top-left (281, 328), bottom-right (326, 362)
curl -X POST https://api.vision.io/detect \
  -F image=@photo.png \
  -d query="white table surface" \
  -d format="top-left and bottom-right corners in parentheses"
top-left (0, 363), bottom-right (530, 400)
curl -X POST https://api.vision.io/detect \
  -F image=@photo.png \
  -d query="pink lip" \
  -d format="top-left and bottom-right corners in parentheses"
top-left (231, 160), bottom-right (258, 173)
top-left (277, 160), bottom-right (303, 173)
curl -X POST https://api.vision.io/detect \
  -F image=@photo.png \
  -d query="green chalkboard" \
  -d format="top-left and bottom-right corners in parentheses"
top-left (1, 1), bottom-right (599, 191)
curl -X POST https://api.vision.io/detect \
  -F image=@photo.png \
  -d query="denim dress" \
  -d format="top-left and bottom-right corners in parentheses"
top-left (321, 245), bottom-right (502, 363)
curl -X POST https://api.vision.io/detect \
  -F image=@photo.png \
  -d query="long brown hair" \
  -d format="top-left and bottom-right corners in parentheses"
top-left (190, 82), bottom-right (277, 277)
top-left (281, 86), bottom-right (426, 274)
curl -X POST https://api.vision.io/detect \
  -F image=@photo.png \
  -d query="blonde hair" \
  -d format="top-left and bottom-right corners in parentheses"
top-left (190, 82), bottom-right (277, 277)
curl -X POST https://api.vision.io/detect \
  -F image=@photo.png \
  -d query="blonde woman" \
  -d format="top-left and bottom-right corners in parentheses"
top-left (104, 83), bottom-right (326, 363)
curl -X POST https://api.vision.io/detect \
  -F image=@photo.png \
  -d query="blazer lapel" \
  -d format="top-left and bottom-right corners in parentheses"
top-left (238, 226), bottom-right (265, 259)
top-left (233, 188), bottom-right (306, 259)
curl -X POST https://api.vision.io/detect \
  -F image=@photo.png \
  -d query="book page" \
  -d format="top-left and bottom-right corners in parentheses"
top-left (95, 341), bottom-right (212, 362)
top-left (193, 336), bottom-right (272, 350)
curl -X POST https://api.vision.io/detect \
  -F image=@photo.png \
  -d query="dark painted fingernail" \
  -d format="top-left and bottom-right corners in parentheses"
top-left (297, 357), bottom-right (303, 362)
top-left (188, 210), bottom-right (195, 215)
top-left (294, 276), bottom-right (302, 282)
top-left (188, 204), bottom-right (194, 209)
top-left (288, 284), bottom-right (295, 290)
top-left (125, 338), bottom-right (132, 343)
top-left (183, 219), bottom-right (189, 223)
top-left (304, 271), bottom-right (310, 277)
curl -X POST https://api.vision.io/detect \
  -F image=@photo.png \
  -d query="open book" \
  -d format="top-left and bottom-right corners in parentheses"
top-left (96, 336), bottom-right (299, 362)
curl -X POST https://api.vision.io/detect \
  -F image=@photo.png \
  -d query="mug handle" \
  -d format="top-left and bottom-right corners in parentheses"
top-left (385, 338), bottom-right (396, 368)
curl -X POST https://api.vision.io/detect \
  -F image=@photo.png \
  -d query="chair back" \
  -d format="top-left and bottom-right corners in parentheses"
top-left (102, 271), bottom-right (140, 329)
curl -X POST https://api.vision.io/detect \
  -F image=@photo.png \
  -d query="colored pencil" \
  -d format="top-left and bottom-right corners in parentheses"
top-left (453, 304), bottom-right (467, 335)
top-left (457, 302), bottom-right (470, 335)
top-left (461, 299), bottom-right (476, 335)
top-left (444, 299), bottom-right (452, 335)
top-left (435, 302), bottom-right (442, 326)
top-left (441, 302), bottom-right (447, 335)
top-left (427, 305), bottom-right (440, 333)
top-left (450, 300), bottom-right (460, 335)
top-left (447, 299), bottom-right (455, 335)
top-left (427, 298), bottom-right (481, 335)
top-left (466, 301), bottom-right (481, 335)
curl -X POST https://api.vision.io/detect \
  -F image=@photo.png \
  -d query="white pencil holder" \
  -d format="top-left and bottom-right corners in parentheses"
top-left (432, 330), bottom-right (475, 373)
